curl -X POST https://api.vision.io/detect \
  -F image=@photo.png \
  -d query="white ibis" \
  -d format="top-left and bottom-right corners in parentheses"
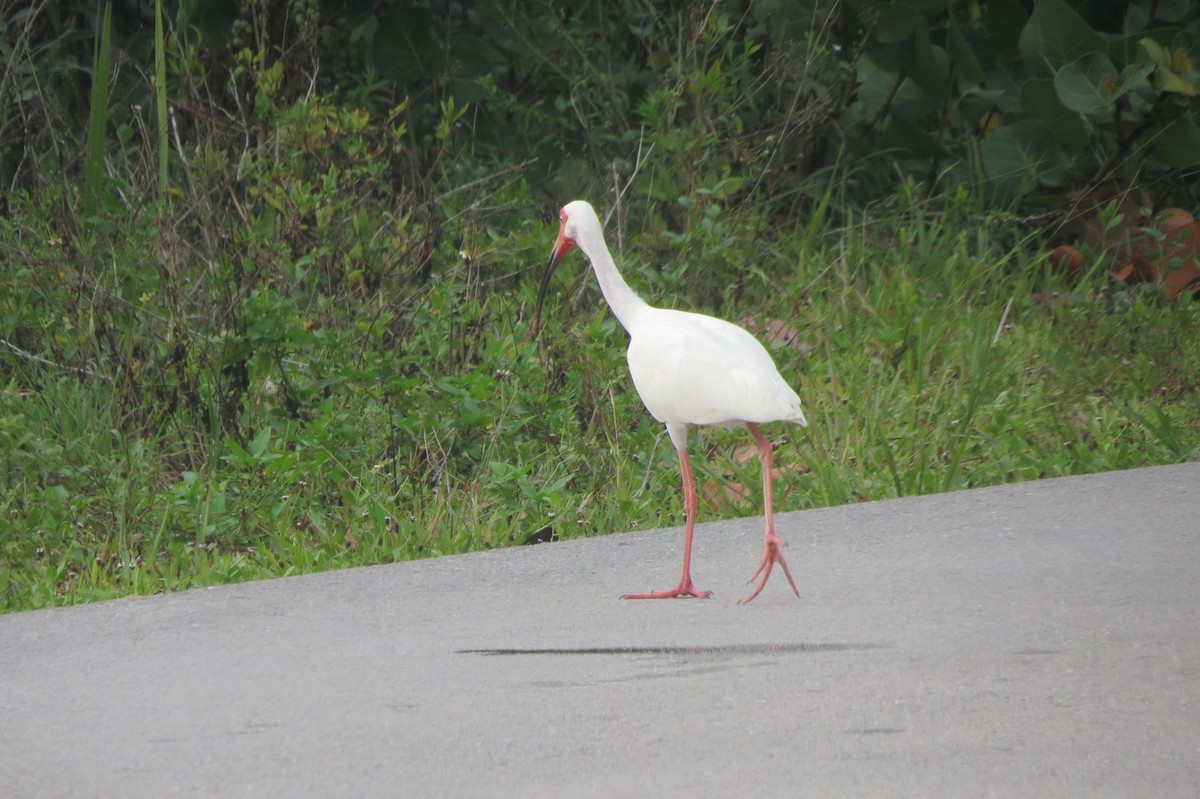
top-left (534, 200), bottom-right (808, 603)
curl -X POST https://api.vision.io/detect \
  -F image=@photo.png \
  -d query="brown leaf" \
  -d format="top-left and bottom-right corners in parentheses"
top-left (1162, 259), bottom-right (1200, 299)
top-left (1127, 251), bottom-right (1157, 282)
top-left (1048, 245), bottom-right (1083, 280)
top-left (737, 317), bottom-right (813, 352)
top-left (1121, 220), bottom-right (1200, 298)
top-left (1069, 185), bottom-right (1153, 257)
top-left (1159, 222), bottom-right (1200, 299)
top-left (1158, 208), bottom-right (1194, 234)
top-left (700, 478), bottom-right (751, 515)
top-left (731, 442), bottom-right (757, 463)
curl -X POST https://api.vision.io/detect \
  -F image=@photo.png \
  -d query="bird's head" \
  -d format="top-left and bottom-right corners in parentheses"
top-left (532, 200), bottom-right (598, 337)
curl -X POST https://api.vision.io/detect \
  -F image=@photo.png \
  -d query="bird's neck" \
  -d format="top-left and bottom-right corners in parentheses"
top-left (580, 233), bottom-right (650, 333)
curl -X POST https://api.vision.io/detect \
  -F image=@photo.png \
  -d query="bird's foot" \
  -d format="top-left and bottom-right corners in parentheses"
top-left (623, 578), bottom-right (712, 600)
top-left (740, 533), bottom-right (800, 604)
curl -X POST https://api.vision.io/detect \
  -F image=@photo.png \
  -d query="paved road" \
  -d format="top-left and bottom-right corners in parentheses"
top-left (2, 463), bottom-right (1198, 797)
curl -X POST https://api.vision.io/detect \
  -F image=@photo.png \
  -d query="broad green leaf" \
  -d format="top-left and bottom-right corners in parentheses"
top-left (981, 120), bottom-right (1069, 199)
top-left (947, 18), bottom-right (985, 86)
top-left (1146, 116), bottom-right (1200, 167)
top-left (852, 67), bottom-right (902, 123)
top-left (870, 38), bottom-right (920, 72)
top-left (881, 116), bottom-right (949, 159)
top-left (1054, 53), bottom-right (1120, 116)
top-left (1020, 79), bottom-right (1088, 148)
top-left (1123, 2), bottom-right (1150, 34)
top-left (873, 3), bottom-right (918, 44)
top-left (891, 75), bottom-right (943, 122)
top-left (953, 88), bottom-right (1005, 131)
top-left (371, 6), bottom-right (438, 84)
top-left (1018, 0), bottom-right (1105, 74)
top-left (442, 33), bottom-right (507, 106)
top-left (986, 0), bottom-right (1029, 55)
top-left (908, 20), bottom-right (949, 94)
top-left (250, 426), bottom-right (272, 459)
top-left (1152, 0), bottom-right (1193, 23)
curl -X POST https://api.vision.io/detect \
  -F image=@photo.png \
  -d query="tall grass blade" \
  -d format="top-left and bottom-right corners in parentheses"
top-left (154, 0), bottom-right (168, 203)
top-left (84, 1), bottom-right (113, 219)
top-left (801, 157), bottom-right (841, 253)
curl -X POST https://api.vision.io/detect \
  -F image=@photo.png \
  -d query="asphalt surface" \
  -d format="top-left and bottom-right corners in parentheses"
top-left (2, 463), bottom-right (1198, 798)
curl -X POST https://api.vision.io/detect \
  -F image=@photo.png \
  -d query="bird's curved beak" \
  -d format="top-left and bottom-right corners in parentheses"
top-left (532, 223), bottom-right (576, 338)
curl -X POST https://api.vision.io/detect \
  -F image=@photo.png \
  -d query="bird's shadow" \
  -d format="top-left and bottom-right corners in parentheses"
top-left (458, 643), bottom-right (880, 657)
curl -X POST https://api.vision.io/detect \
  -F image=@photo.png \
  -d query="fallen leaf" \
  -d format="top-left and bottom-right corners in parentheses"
top-left (1127, 251), bottom-right (1157, 282)
top-left (700, 477), bottom-right (751, 514)
top-left (1118, 220), bottom-right (1200, 298)
top-left (737, 317), bottom-right (813, 352)
top-left (1048, 245), bottom-right (1083, 280)
top-left (1069, 185), bottom-right (1154, 257)
top-left (1158, 208), bottom-right (1194, 233)
top-left (1158, 221), bottom-right (1200, 299)
top-left (1061, 189), bottom-right (1199, 300)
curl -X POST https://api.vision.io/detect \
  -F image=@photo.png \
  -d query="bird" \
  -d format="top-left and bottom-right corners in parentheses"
top-left (533, 200), bottom-right (808, 603)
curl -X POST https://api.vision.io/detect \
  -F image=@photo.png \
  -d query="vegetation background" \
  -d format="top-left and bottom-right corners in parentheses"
top-left (2, 0), bottom-right (1198, 611)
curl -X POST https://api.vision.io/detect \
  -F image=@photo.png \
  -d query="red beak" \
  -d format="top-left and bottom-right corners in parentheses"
top-left (532, 214), bottom-right (577, 338)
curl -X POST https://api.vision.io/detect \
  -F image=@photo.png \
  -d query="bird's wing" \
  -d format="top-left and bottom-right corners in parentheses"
top-left (626, 309), bottom-right (805, 428)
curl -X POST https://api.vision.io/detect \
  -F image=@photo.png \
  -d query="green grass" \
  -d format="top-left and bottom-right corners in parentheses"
top-left (3, 184), bottom-right (1198, 612)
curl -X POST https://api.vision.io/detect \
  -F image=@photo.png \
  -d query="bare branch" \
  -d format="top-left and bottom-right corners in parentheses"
top-left (1, 339), bottom-right (109, 382)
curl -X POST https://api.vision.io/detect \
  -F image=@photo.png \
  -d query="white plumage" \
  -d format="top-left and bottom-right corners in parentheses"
top-left (534, 200), bottom-right (808, 602)
top-left (629, 308), bottom-right (806, 440)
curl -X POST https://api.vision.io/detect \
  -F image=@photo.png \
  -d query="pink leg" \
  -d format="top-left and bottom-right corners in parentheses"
top-left (740, 423), bottom-right (800, 604)
top-left (623, 447), bottom-right (712, 599)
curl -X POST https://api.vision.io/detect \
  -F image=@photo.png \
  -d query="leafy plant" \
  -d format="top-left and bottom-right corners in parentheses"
top-left (833, 0), bottom-right (1200, 209)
